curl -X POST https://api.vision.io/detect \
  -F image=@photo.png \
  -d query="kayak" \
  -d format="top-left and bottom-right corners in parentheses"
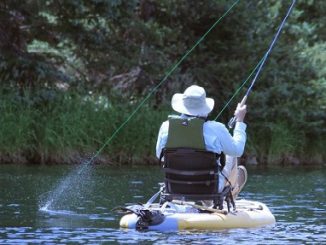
top-left (119, 199), bottom-right (276, 231)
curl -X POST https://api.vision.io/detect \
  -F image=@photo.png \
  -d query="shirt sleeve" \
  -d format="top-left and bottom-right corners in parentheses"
top-left (155, 121), bottom-right (169, 158)
top-left (218, 121), bottom-right (247, 157)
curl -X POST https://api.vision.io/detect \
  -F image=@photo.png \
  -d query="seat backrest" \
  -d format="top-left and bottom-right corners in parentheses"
top-left (162, 148), bottom-right (219, 196)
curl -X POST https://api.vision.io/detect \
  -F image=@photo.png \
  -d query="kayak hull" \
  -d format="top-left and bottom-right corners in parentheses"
top-left (120, 199), bottom-right (276, 231)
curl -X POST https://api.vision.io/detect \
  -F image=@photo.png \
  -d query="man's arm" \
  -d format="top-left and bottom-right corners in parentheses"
top-left (155, 121), bottom-right (169, 158)
top-left (219, 103), bottom-right (247, 156)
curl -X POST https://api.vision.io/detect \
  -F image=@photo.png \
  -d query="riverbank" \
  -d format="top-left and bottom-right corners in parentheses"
top-left (0, 91), bottom-right (324, 165)
top-left (0, 151), bottom-right (324, 166)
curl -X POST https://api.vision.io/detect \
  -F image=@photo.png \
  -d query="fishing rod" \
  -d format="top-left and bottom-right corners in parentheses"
top-left (228, 0), bottom-right (296, 128)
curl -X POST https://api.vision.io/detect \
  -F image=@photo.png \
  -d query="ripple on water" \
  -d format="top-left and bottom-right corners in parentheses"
top-left (0, 165), bottom-right (325, 243)
top-left (7, 204), bottom-right (20, 207)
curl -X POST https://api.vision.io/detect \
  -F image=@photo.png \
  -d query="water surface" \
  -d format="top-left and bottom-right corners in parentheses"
top-left (0, 164), bottom-right (325, 244)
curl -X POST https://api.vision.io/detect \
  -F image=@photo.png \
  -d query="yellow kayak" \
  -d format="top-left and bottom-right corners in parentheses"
top-left (119, 199), bottom-right (275, 231)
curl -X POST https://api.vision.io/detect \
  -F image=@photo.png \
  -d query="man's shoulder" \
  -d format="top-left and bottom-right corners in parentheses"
top-left (205, 120), bottom-right (226, 128)
top-left (160, 120), bottom-right (169, 130)
top-left (204, 120), bottom-right (228, 134)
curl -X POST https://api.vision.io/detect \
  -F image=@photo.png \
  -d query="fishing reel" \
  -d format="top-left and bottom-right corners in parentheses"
top-left (228, 116), bottom-right (237, 129)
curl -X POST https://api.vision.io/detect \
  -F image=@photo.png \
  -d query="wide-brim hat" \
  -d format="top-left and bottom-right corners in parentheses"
top-left (171, 85), bottom-right (214, 117)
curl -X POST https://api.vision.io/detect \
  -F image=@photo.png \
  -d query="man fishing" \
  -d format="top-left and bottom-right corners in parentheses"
top-left (156, 85), bottom-right (248, 200)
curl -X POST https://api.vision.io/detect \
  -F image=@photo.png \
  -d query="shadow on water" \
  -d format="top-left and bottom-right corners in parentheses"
top-left (0, 164), bottom-right (325, 243)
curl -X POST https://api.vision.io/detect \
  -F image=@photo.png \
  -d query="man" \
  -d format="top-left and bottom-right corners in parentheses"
top-left (156, 85), bottom-right (247, 198)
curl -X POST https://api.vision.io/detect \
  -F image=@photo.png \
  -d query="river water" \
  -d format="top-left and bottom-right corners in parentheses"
top-left (0, 164), bottom-right (325, 244)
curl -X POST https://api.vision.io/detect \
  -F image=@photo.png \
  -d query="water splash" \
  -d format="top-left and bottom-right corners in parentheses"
top-left (39, 158), bottom-right (94, 213)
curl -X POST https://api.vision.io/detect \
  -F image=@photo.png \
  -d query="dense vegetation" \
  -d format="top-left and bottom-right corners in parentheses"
top-left (0, 0), bottom-right (325, 165)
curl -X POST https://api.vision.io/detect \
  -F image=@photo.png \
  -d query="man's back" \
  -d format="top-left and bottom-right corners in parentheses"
top-left (156, 115), bottom-right (246, 158)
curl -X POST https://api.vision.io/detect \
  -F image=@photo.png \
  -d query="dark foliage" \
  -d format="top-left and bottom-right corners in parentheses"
top-left (0, 0), bottom-right (325, 163)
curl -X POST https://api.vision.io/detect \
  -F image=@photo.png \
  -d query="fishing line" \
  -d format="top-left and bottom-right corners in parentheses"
top-left (82, 0), bottom-right (240, 166)
top-left (244, 0), bottom-right (296, 99)
top-left (220, 0), bottom-right (296, 127)
top-left (41, 1), bottom-right (240, 211)
top-left (214, 57), bottom-right (264, 121)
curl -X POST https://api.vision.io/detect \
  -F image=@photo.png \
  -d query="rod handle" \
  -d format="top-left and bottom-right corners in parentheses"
top-left (239, 95), bottom-right (247, 106)
top-left (228, 96), bottom-right (247, 129)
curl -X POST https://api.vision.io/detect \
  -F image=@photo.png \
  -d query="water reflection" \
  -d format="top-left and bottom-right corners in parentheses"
top-left (0, 165), bottom-right (325, 244)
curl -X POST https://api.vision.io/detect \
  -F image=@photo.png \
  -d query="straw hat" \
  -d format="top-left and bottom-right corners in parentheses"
top-left (171, 85), bottom-right (214, 117)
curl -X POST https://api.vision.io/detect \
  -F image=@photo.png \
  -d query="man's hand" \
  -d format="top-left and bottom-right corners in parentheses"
top-left (234, 103), bottom-right (247, 122)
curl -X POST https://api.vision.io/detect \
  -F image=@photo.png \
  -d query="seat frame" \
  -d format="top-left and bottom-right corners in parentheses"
top-left (159, 147), bottom-right (234, 210)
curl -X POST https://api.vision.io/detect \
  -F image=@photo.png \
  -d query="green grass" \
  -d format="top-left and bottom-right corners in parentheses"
top-left (0, 90), bottom-right (170, 164)
top-left (0, 90), bottom-right (324, 165)
top-left (247, 121), bottom-right (325, 165)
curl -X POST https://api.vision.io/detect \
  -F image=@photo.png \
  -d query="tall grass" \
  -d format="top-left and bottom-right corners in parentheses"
top-left (0, 99), bottom-right (35, 158)
top-left (247, 121), bottom-right (325, 165)
top-left (0, 90), bottom-right (170, 164)
top-left (0, 90), bottom-right (324, 165)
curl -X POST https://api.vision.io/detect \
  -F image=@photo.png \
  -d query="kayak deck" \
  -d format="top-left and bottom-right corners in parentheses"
top-left (120, 199), bottom-right (276, 231)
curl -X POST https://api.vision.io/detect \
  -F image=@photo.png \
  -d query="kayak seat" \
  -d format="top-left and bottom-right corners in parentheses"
top-left (159, 147), bottom-right (233, 210)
